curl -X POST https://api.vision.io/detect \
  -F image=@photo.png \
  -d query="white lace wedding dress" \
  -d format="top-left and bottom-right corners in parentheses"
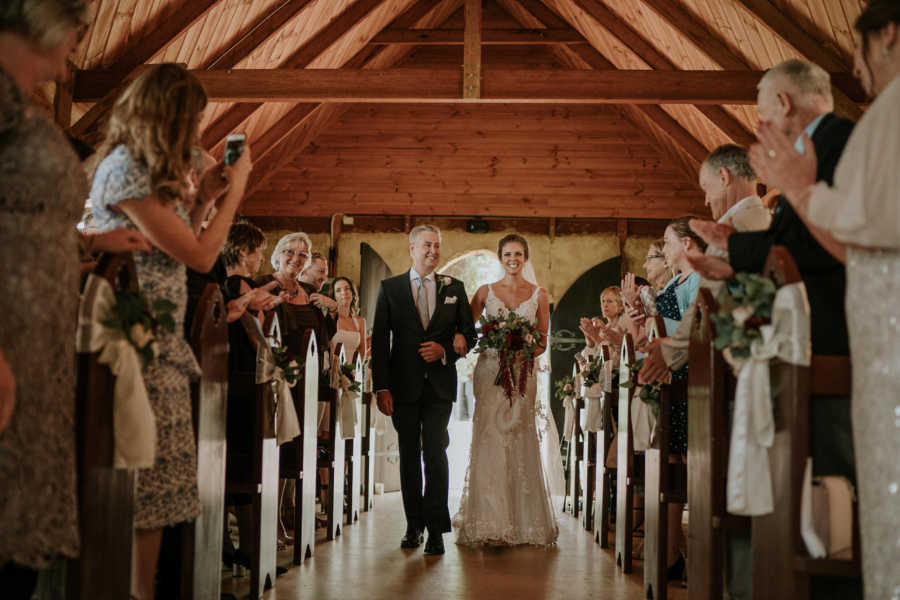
top-left (453, 285), bottom-right (559, 546)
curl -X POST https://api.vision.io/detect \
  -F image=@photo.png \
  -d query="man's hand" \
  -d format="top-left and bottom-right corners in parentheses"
top-left (0, 350), bottom-right (15, 434)
top-left (418, 341), bottom-right (445, 363)
top-left (685, 254), bottom-right (735, 281)
top-left (309, 293), bottom-right (337, 313)
top-left (638, 339), bottom-right (669, 385)
top-left (690, 219), bottom-right (735, 251)
top-left (452, 333), bottom-right (468, 356)
top-left (376, 389), bottom-right (393, 416)
top-left (89, 228), bottom-right (152, 254)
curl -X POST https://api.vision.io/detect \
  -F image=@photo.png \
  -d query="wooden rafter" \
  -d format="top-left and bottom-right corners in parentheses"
top-left (556, 0), bottom-right (757, 147)
top-left (200, 0), bottom-right (390, 150)
top-left (244, 0), bottom-right (462, 198)
top-left (731, 0), bottom-right (862, 119)
top-left (463, 0), bottom-right (482, 99)
top-left (371, 28), bottom-right (586, 44)
top-left (69, 0), bottom-right (221, 141)
top-left (73, 68), bottom-right (860, 104)
top-left (641, 0), bottom-right (861, 123)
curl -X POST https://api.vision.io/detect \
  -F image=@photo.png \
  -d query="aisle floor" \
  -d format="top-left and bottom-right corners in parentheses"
top-left (230, 492), bottom-right (688, 600)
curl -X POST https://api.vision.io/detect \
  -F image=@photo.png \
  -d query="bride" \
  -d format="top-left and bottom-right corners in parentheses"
top-left (454, 234), bottom-right (560, 547)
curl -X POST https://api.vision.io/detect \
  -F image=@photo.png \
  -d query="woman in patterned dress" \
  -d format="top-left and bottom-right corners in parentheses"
top-left (90, 63), bottom-right (252, 600)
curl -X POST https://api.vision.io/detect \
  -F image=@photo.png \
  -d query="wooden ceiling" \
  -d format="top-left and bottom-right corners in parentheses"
top-left (62, 0), bottom-right (867, 222)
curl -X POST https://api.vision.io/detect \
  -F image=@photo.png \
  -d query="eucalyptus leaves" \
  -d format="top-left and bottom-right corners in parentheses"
top-left (709, 273), bottom-right (776, 370)
top-left (621, 358), bottom-right (662, 416)
top-left (271, 345), bottom-right (303, 387)
top-left (103, 290), bottom-right (175, 368)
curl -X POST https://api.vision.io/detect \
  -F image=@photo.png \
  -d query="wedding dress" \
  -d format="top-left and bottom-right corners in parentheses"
top-left (453, 284), bottom-right (559, 546)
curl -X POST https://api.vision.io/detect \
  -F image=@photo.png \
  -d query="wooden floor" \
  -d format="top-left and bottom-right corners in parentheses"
top-left (237, 492), bottom-right (687, 600)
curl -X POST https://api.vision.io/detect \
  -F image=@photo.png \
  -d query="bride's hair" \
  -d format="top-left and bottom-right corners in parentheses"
top-left (497, 233), bottom-right (529, 260)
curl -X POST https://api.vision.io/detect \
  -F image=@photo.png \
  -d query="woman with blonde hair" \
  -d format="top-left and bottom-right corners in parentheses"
top-left (90, 63), bottom-right (251, 599)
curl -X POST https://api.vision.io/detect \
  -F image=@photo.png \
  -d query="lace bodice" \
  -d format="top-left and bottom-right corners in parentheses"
top-left (484, 284), bottom-right (540, 322)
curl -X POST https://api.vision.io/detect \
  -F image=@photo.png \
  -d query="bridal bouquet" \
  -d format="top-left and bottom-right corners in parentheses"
top-left (710, 273), bottom-right (776, 373)
top-left (271, 345), bottom-right (303, 387)
top-left (102, 290), bottom-right (176, 368)
top-left (476, 311), bottom-right (544, 405)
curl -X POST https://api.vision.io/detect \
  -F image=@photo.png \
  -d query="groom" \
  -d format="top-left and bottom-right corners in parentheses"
top-left (371, 224), bottom-right (477, 555)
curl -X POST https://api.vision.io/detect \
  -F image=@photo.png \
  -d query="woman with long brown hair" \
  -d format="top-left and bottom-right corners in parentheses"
top-left (90, 63), bottom-right (251, 599)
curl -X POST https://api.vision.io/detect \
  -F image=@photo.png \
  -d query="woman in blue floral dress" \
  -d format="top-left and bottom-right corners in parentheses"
top-left (90, 64), bottom-right (252, 600)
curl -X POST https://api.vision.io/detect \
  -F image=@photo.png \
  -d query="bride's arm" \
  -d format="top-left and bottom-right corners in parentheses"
top-left (533, 288), bottom-right (550, 357)
top-left (470, 284), bottom-right (488, 325)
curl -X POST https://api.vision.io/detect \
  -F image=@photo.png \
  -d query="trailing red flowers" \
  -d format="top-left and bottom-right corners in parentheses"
top-left (475, 311), bottom-right (544, 405)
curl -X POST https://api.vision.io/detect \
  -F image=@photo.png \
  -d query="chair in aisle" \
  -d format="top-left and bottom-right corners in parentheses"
top-left (68, 253), bottom-right (138, 600)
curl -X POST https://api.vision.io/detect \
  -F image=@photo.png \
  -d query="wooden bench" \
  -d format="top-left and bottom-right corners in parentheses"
top-left (644, 316), bottom-right (688, 600)
top-left (565, 362), bottom-right (583, 517)
top-left (293, 330), bottom-right (320, 564)
top-left (752, 246), bottom-right (861, 600)
top-left (345, 351), bottom-right (364, 525)
top-left (686, 287), bottom-right (748, 600)
top-left (594, 345), bottom-right (616, 548)
top-left (615, 332), bottom-right (642, 573)
top-left (68, 253), bottom-right (137, 600)
top-left (362, 380), bottom-right (376, 513)
top-left (326, 344), bottom-right (348, 540)
top-left (581, 351), bottom-right (604, 533)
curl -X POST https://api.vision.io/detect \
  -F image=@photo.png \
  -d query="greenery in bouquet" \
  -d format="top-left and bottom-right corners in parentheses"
top-left (554, 374), bottom-right (576, 405)
top-left (709, 273), bottom-right (776, 368)
top-left (271, 345), bottom-right (303, 387)
top-left (475, 311), bottom-right (544, 404)
top-left (340, 362), bottom-right (361, 393)
top-left (620, 358), bottom-right (662, 416)
top-left (103, 290), bottom-right (176, 368)
top-left (581, 354), bottom-right (604, 388)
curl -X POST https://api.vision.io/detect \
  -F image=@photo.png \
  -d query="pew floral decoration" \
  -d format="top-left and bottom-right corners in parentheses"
top-left (581, 354), bottom-right (605, 389)
top-left (476, 311), bottom-right (544, 405)
top-left (340, 362), bottom-right (361, 394)
top-left (621, 358), bottom-right (663, 416)
top-left (102, 290), bottom-right (176, 368)
top-left (270, 344), bottom-right (303, 387)
top-left (710, 273), bottom-right (776, 373)
top-left (554, 374), bottom-right (576, 405)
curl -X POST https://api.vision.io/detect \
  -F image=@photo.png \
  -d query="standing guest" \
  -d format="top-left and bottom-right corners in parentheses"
top-left (0, 2), bottom-right (150, 597)
top-left (300, 251), bottom-right (338, 315)
top-left (90, 63), bottom-right (252, 600)
top-left (330, 276), bottom-right (367, 371)
top-left (748, 3), bottom-right (900, 595)
top-left (579, 285), bottom-right (626, 363)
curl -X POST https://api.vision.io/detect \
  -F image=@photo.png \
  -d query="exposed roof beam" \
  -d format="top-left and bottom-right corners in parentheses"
top-left (200, 0), bottom-right (391, 150)
top-left (244, 0), bottom-right (462, 197)
top-left (69, 0), bottom-right (221, 141)
top-left (371, 28), bottom-right (586, 44)
top-left (640, 0), bottom-right (861, 122)
top-left (73, 68), bottom-right (863, 104)
top-left (463, 0), bottom-right (482, 99)
top-left (507, 0), bottom-right (570, 29)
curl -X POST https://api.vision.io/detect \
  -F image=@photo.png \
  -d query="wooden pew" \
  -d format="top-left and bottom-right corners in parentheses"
top-left (326, 344), bottom-right (348, 540)
top-left (615, 332), bottom-right (641, 573)
top-left (594, 345), bottom-right (616, 548)
top-left (581, 355), bottom-right (600, 532)
top-left (566, 362), bottom-right (583, 517)
top-left (293, 330), bottom-right (320, 563)
top-left (687, 288), bottom-right (748, 600)
top-left (752, 246), bottom-right (861, 600)
top-left (68, 253), bottom-right (136, 600)
top-left (644, 316), bottom-right (688, 600)
top-left (345, 351), bottom-right (364, 525)
top-left (362, 380), bottom-right (376, 512)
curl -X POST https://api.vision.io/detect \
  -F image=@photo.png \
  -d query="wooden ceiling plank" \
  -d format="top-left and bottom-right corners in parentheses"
top-left (69, 0), bottom-right (221, 139)
top-left (390, 0), bottom-right (446, 28)
top-left (372, 28), bottom-right (585, 44)
top-left (463, 0), bottom-right (483, 99)
top-left (508, 0), bottom-right (569, 29)
top-left (200, 0), bottom-right (390, 150)
top-left (203, 0), bottom-right (316, 69)
top-left (244, 0), bottom-right (460, 197)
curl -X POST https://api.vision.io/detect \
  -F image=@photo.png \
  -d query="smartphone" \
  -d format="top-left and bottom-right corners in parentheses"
top-left (224, 133), bottom-right (246, 166)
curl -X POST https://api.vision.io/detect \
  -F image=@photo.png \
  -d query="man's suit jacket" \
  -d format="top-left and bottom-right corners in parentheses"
top-left (728, 113), bottom-right (855, 356)
top-left (371, 271), bottom-right (477, 404)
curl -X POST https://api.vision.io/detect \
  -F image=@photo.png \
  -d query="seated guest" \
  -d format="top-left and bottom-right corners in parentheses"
top-left (0, 3), bottom-right (150, 597)
top-left (90, 63), bottom-right (252, 600)
top-left (747, 2), bottom-right (900, 594)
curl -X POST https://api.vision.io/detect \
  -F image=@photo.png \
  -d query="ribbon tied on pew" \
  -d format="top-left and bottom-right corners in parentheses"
top-left (257, 344), bottom-right (301, 445)
top-left (330, 353), bottom-right (359, 439)
top-left (726, 282), bottom-right (811, 516)
top-left (76, 274), bottom-right (156, 469)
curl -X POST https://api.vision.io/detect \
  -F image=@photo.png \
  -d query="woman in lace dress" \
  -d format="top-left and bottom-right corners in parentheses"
top-left (749, 3), bottom-right (900, 595)
top-left (91, 64), bottom-right (252, 600)
top-left (454, 234), bottom-right (558, 547)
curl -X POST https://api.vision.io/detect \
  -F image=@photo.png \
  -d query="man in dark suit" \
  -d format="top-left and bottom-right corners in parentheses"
top-left (371, 225), bottom-right (477, 555)
top-left (689, 59), bottom-right (858, 600)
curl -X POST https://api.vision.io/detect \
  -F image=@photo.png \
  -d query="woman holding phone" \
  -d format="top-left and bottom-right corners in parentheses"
top-left (90, 63), bottom-right (251, 600)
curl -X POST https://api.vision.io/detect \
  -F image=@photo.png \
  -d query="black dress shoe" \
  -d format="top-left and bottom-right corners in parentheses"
top-left (400, 529), bottom-right (424, 549)
top-left (423, 534), bottom-right (445, 555)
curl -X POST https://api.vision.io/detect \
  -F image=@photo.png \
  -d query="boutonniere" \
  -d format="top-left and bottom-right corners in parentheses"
top-left (436, 275), bottom-right (453, 295)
